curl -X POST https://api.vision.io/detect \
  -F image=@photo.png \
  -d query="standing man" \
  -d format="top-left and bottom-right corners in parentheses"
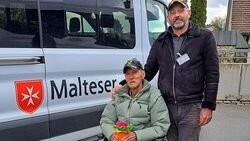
top-left (114, 0), bottom-right (219, 140)
top-left (143, 0), bottom-right (219, 141)
top-left (113, 0), bottom-right (219, 141)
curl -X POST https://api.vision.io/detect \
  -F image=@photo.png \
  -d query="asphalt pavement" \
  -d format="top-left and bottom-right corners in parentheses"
top-left (200, 104), bottom-right (250, 141)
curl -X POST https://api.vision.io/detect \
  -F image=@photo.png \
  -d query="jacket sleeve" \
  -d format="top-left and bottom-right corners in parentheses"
top-left (135, 90), bottom-right (170, 141)
top-left (100, 101), bottom-right (117, 139)
top-left (144, 40), bottom-right (160, 81)
top-left (202, 31), bottom-right (220, 110)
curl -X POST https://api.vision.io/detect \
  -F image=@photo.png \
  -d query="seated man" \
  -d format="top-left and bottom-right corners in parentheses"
top-left (100, 58), bottom-right (170, 141)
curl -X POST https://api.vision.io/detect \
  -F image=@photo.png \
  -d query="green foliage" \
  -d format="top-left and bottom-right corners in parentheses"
top-left (190, 0), bottom-right (207, 27)
top-left (0, 8), bottom-right (6, 27)
top-left (11, 9), bottom-right (26, 24)
top-left (209, 17), bottom-right (226, 31)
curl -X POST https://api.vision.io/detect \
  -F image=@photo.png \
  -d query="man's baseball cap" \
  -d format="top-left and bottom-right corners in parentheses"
top-left (123, 58), bottom-right (143, 74)
top-left (168, 0), bottom-right (189, 10)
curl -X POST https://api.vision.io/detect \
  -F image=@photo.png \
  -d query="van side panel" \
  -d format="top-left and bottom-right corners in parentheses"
top-left (49, 105), bottom-right (105, 137)
top-left (0, 0), bottom-right (50, 140)
top-left (0, 0), bottom-right (166, 140)
top-left (0, 115), bottom-right (49, 140)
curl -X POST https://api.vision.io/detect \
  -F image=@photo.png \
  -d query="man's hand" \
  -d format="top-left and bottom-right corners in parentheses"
top-left (199, 108), bottom-right (213, 126)
top-left (111, 84), bottom-right (122, 99)
top-left (122, 132), bottom-right (137, 141)
top-left (110, 133), bottom-right (118, 141)
top-left (110, 132), bottom-right (137, 141)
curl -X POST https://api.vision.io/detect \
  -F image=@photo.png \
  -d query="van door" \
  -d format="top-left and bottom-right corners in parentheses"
top-left (0, 0), bottom-right (49, 140)
top-left (40, 0), bottom-right (142, 140)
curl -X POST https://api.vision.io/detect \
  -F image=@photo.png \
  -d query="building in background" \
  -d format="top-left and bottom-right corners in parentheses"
top-left (226, 0), bottom-right (250, 45)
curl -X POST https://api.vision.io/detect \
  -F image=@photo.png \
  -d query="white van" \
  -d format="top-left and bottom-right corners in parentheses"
top-left (0, 0), bottom-right (167, 140)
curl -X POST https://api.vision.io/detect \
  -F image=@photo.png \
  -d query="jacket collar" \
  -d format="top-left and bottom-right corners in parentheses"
top-left (157, 21), bottom-right (200, 41)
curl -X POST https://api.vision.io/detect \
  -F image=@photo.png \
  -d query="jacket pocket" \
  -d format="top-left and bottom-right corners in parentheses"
top-left (130, 101), bottom-right (150, 124)
top-left (194, 71), bottom-right (204, 84)
top-left (181, 70), bottom-right (203, 91)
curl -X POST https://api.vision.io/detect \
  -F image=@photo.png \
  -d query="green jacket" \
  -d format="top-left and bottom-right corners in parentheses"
top-left (100, 80), bottom-right (170, 141)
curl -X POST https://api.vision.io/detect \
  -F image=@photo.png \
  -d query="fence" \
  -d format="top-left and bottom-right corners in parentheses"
top-left (217, 49), bottom-right (250, 101)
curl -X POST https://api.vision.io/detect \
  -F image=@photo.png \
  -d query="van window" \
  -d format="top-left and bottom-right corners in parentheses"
top-left (0, 0), bottom-right (39, 48)
top-left (146, 0), bottom-right (167, 45)
top-left (40, 0), bottom-right (135, 49)
top-left (66, 11), bottom-right (96, 36)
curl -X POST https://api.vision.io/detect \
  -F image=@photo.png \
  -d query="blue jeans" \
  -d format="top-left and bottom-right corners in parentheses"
top-left (166, 103), bottom-right (201, 141)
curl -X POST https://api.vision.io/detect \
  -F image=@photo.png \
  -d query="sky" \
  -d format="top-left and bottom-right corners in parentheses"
top-left (167, 0), bottom-right (229, 24)
top-left (206, 0), bottom-right (229, 24)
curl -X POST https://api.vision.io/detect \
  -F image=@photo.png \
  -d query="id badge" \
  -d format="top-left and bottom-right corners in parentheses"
top-left (176, 53), bottom-right (190, 65)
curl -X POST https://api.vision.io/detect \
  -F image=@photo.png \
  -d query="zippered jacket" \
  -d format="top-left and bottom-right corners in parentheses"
top-left (144, 21), bottom-right (219, 110)
top-left (100, 80), bottom-right (170, 141)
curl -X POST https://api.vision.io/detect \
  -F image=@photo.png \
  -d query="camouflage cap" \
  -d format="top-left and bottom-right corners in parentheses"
top-left (123, 58), bottom-right (143, 74)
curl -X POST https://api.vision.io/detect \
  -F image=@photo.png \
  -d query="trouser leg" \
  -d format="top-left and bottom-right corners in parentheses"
top-left (166, 124), bottom-right (178, 141)
top-left (166, 103), bottom-right (201, 141)
top-left (166, 104), bottom-right (178, 141)
top-left (178, 126), bottom-right (200, 141)
top-left (178, 103), bottom-right (201, 141)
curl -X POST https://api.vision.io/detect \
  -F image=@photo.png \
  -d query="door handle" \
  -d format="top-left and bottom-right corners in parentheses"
top-left (0, 56), bottom-right (44, 66)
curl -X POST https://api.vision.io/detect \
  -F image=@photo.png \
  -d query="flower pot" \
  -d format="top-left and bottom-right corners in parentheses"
top-left (114, 132), bottom-right (129, 141)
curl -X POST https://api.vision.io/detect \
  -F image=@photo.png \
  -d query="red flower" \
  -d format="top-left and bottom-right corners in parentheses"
top-left (113, 121), bottom-right (133, 132)
top-left (116, 121), bottom-right (128, 128)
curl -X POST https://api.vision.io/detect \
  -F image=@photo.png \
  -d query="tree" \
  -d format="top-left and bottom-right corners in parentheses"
top-left (190, 0), bottom-right (207, 27)
top-left (209, 17), bottom-right (226, 31)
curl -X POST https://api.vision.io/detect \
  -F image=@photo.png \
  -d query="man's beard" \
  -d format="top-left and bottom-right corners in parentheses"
top-left (170, 17), bottom-right (189, 30)
top-left (173, 21), bottom-right (185, 29)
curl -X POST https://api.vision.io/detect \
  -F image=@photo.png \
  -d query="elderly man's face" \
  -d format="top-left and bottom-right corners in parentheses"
top-left (125, 69), bottom-right (145, 90)
top-left (167, 3), bottom-right (191, 30)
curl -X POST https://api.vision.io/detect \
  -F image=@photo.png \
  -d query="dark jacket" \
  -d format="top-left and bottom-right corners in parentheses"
top-left (144, 21), bottom-right (219, 110)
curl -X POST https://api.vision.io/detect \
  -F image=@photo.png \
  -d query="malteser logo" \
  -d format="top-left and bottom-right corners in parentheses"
top-left (15, 80), bottom-right (44, 114)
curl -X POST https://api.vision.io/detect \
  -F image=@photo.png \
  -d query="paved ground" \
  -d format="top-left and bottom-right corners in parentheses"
top-left (200, 104), bottom-right (250, 141)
